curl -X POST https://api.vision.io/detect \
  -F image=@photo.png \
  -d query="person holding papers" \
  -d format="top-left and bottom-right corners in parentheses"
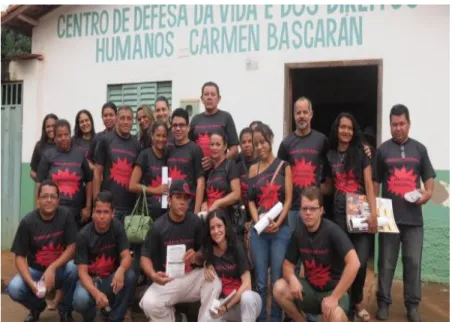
top-left (139, 179), bottom-right (222, 322)
top-left (203, 209), bottom-right (262, 322)
top-left (247, 123), bottom-right (293, 322)
top-left (323, 113), bottom-right (377, 321)
top-left (129, 120), bottom-right (169, 221)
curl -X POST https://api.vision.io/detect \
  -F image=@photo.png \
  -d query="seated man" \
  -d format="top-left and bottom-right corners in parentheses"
top-left (139, 179), bottom-right (222, 322)
top-left (72, 191), bottom-right (135, 322)
top-left (273, 186), bottom-right (360, 322)
top-left (7, 179), bottom-right (78, 322)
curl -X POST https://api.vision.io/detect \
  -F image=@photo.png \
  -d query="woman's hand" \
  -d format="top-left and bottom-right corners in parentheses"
top-left (204, 264), bottom-right (217, 282)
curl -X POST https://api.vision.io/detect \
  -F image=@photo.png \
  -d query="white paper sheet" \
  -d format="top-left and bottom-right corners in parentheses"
top-left (162, 167), bottom-right (169, 208)
top-left (166, 244), bottom-right (186, 279)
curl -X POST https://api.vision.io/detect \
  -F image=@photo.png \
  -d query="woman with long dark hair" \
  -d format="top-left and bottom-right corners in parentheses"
top-left (326, 112), bottom-right (378, 322)
top-left (201, 130), bottom-right (241, 229)
top-left (30, 113), bottom-right (59, 181)
top-left (136, 105), bottom-right (155, 149)
top-left (248, 123), bottom-right (292, 322)
top-left (203, 209), bottom-right (262, 322)
top-left (73, 109), bottom-right (96, 169)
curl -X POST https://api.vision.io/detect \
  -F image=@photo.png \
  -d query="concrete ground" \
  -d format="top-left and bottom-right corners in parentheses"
top-left (1, 251), bottom-right (449, 322)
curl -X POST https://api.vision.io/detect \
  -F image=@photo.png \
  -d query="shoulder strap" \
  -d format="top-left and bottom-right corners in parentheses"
top-left (270, 160), bottom-right (285, 185)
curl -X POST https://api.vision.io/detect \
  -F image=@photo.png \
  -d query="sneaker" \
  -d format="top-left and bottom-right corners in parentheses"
top-left (376, 304), bottom-right (389, 320)
top-left (407, 307), bottom-right (421, 322)
top-left (24, 312), bottom-right (41, 322)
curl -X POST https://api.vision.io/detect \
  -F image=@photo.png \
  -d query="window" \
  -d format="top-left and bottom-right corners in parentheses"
top-left (107, 81), bottom-right (172, 135)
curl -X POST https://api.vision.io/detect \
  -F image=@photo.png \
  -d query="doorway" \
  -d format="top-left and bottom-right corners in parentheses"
top-left (283, 60), bottom-right (382, 260)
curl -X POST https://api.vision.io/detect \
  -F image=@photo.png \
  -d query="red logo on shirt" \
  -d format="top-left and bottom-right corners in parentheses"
top-left (35, 242), bottom-right (65, 267)
top-left (150, 175), bottom-right (162, 201)
top-left (51, 168), bottom-right (81, 199)
top-left (88, 254), bottom-right (116, 278)
top-left (169, 167), bottom-right (187, 181)
top-left (240, 180), bottom-right (248, 202)
top-left (110, 157), bottom-right (133, 188)
top-left (258, 182), bottom-right (281, 211)
top-left (197, 133), bottom-right (211, 158)
top-left (334, 170), bottom-right (359, 193)
top-left (206, 186), bottom-right (225, 208)
top-left (387, 166), bottom-right (417, 198)
top-left (304, 258), bottom-right (332, 289)
top-left (292, 158), bottom-right (316, 188)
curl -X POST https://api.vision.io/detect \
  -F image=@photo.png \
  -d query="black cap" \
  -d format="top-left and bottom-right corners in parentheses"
top-left (169, 180), bottom-right (195, 197)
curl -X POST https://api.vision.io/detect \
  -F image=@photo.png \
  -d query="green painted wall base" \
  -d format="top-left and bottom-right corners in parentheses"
top-left (374, 170), bottom-right (450, 284)
top-left (20, 163), bottom-right (35, 220)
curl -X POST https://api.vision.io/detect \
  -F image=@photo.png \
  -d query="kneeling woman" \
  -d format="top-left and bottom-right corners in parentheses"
top-left (203, 209), bottom-right (262, 322)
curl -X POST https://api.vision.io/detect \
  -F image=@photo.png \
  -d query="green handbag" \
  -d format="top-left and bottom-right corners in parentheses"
top-left (124, 186), bottom-right (153, 244)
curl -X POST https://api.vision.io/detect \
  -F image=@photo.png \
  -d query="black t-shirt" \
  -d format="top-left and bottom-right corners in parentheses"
top-left (211, 243), bottom-right (249, 297)
top-left (285, 218), bottom-right (354, 292)
top-left (74, 219), bottom-right (129, 278)
top-left (87, 130), bottom-right (112, 162)
top-left (278, 130), bottom-right (330, 210)
top-left (327, 148), bottom-right (371, 220)
top-left (11, 207), bottom-right (77, 272)
top-left (135, 147), bottom-right (165, 212)
top-left (189, 110), bottom-right (239, 158)
top-left (36, 147), bottom-right (93, 210)
top-left (72, 136), bottom-right (92, 159)
top-left (166, 130), bottom-right (175, 148)
top-left (30, 141), bottom-right (56, 173)
top-left (165, 140), bottom-right (204, 190)
top-left (205, 159), bottom-right (240, 209)
top-left (373, 138), bottom-right (436, 226)
top-left (141, 212), bottom-right (203, 273)
top-left (248, 158), bottom-right (289, 216)
top-left (236, 153), bottom-right (259, 206)
top-left (95, 131), bottom-right (141, 210)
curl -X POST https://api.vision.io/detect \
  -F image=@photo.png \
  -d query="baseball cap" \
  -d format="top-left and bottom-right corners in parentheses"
top-left (169, 180), bottom-right (195, 197)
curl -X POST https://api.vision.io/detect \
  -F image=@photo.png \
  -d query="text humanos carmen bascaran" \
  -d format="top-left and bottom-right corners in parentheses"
top-left (55, 5), bottom-right (417, 63)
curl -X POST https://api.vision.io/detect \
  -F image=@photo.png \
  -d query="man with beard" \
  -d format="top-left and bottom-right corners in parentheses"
top-left (7, 180), bottom-right (78, 322)
top-left (72, 191), bottom-right (135, 322)
top-left (139, 180), bottom-right (222, 322)
top-left (373, 105), bottom-right (435, 322)
top-left (277, 97), bottom-right (331, 234)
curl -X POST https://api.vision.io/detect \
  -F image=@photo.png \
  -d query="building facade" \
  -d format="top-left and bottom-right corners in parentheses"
top-left (1, 5), bottom-right (450, 283)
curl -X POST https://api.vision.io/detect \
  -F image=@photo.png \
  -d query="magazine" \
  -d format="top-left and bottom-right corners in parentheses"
top-left (346, 193), bottom-right (399, 234)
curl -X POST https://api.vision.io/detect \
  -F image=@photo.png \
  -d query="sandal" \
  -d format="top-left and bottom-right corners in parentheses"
top-left (356, 309), bottom-right (371, 322)
top-left (47, 300), bottom-right (57, 311)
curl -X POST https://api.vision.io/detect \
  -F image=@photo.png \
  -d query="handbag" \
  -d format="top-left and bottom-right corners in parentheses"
top-left (124, 186), bottom-right (153, 244)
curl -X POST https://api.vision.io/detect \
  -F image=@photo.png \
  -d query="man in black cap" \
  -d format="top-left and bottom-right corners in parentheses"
top-left (139, 180), bottom-right (222, 322)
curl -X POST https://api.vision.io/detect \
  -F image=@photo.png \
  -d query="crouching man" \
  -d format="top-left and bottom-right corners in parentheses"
top-left (273, 187), bottom-right (360, 322)
top-left (139, 180), bottom-right (222, 322)
top-left (7, 179), bottom-right (78, 322)
top-left (72, 191), bottom-right (135, 322)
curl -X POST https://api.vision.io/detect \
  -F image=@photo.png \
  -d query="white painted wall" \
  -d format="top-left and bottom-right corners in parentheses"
top-left (11, 4), bottom-right (450, 169)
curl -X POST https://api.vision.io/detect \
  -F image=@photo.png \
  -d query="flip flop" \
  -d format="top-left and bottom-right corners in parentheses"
top-left (356, 309), bottom-right (371, 322)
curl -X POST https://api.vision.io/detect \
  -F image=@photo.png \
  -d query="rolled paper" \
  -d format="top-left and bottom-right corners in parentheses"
top-left (36, 280), bottom-right (46, 299)
top-left (349, 216), bottom-right (390, 231)
top-left (162, 167), bottom-right (169, 208)
top-left (253, 202), bottom-right (283, 235)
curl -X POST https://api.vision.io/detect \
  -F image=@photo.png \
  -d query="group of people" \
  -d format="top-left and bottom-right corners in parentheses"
top-left (6, 81), bottom-right (435, 322)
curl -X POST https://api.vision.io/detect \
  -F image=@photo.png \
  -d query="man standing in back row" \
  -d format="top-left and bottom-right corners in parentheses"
top-left (373, 104), bottom-right (435, 322)
top-left (189, 81), bottom-right (240, 171)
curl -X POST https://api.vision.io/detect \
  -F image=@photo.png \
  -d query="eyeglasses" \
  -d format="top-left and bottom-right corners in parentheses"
top-left (172, 123), bottom-right (187, 129)
top-left (301, 206), bottom-right (321, 213)
top-left (400, 145), bottom-right (405, 158)
top-left (39, 194), bottom-right (59, 200)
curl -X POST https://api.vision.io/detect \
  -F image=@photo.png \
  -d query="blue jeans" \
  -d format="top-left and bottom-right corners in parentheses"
top-left (72, 269), bottom-right (136, 322)
top-left (251, 224), bottom-right (291, 322)
top-left (7, 260), bottom-right (78, 314)
top-left (288, 209), bottom-right (301, 234)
